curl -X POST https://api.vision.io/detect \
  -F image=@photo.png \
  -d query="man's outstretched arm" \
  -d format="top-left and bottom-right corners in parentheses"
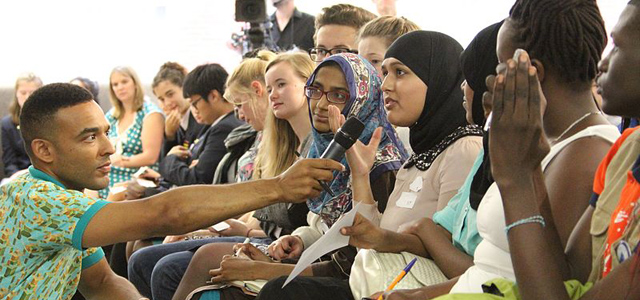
top-left (81, 158), bottom-right (344, 248)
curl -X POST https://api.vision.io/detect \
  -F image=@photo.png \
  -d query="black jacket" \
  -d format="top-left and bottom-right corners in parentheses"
top-left (161, 111), bottom-right (208, 158)
top-left (1, 116), bottom-right (30, 177)
top-left (159, 112), bottom-right (243, 185)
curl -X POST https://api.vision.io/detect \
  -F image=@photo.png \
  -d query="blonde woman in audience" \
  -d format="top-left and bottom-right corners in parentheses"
top-left (2, 73), bottom-right (42, 179)
top-left (99, 66), bottom-right (164, 199)
top-left (357, 15), bottom-right (419, 77)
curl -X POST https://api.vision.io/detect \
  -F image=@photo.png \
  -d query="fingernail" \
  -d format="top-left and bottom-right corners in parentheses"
top-left (515, 49), bottom-right (524, 62)
top-left (529, 66), bottom-right (536, 76)
top-left (508, 60), bottom-right (516, 69)
top-left (497, 74), bottom-right (504, 84)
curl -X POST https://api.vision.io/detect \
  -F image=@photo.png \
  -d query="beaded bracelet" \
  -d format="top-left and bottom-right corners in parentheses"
top-left (505, 215), bottom-right (546, 234)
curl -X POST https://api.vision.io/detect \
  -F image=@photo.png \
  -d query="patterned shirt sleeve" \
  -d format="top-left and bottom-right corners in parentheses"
top-left (27, 186), bottom-right (109, 252)
top-left (81, 247), bottom-right (105, 270)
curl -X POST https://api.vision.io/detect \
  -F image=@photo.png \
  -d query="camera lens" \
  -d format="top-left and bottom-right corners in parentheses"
top-left (244, 3), bottom-right (259, 18)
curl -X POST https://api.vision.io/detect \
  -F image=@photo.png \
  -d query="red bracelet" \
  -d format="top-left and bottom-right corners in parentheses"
top-left (245, 228), bottom-right (252, 237)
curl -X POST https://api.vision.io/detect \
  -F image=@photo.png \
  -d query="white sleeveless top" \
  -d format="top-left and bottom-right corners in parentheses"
top-left (450, 124), bottom-right (620, 293)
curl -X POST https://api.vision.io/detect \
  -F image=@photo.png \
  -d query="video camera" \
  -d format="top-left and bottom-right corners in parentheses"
top-left (232, 0), bottom-right (279, 54)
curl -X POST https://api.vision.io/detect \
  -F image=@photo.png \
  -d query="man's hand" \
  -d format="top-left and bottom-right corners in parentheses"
top-left (189, 159), bottom-right (199, 168)
top-left (124, 180), bottom-right (146, 200)
top-left (489, 49), bottom-right (549, 184)
top-left (168, 145), bottom-right (190, 160)
top-left (275, 158), bottom-right (344, 203)
top-left (267, 235), bottom-right (304, 260)
top-left (340, 213), bottom-right (386, 250)
top-left (137, 168), bottom-right (161, 181)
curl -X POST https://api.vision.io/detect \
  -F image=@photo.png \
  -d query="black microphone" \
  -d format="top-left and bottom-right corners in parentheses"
top-left (318, 117), bottom-right (366, 196)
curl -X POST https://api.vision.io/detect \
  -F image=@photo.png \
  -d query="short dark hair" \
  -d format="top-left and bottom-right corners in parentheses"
top-left (509, 0), bottom-right (607, 84)
top-left (20, 83), bottom-right (94, 157)
top-left (182, 63), bottom-right (229, 102)
top-left (71, 77), bottom-right (100, 101)
top-left (315, 4), bottom-right (376, 31)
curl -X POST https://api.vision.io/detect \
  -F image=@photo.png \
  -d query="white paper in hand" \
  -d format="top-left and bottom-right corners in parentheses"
top-left (282, 203), bottom-right (362, 288)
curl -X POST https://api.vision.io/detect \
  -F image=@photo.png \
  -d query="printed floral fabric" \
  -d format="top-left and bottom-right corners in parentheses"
top-left (0, 167), bottom-right (107, 299)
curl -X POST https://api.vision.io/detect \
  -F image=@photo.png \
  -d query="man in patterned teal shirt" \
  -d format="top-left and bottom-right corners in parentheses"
top-left (0, 83), bottom-right (342, 299)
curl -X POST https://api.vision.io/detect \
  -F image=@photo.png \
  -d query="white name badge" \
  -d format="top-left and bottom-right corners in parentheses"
top-left (396, 192), bottom-right (418, 209)
top-left (409, 177), bottom-right (423, 192)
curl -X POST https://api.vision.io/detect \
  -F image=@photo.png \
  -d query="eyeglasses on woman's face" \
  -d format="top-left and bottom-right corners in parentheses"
top-left (304, 86), bottom-right (350, 104)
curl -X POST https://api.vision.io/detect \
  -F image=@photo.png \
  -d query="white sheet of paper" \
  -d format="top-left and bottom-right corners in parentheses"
top-left (136, 178), bottom-right (157, 188)
top-left (132, 166), bottom-right (149, 178)
top-left (409, 176), bottom-right (423, 192)
top-left (282, 203), bottom-right (363, 288)
top-left (211, 221), bottom-right (230, 232)
top-left (396, 192), bottom-right (417, 209)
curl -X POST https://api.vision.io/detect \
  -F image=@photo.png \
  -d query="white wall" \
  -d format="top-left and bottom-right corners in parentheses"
top-left (0, 0), bottom-right (628, 88)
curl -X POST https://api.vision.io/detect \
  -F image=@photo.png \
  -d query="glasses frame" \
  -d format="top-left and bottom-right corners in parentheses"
top-left (304, 86), bottom-right (350, 104)
top-left (308, 47), bottom-right (358, 62)
top-left (190, 95), bottom-right (204, 108)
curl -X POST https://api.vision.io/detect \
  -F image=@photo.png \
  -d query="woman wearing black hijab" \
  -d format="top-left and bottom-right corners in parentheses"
top-left (333, 30), bottom-right (486, 299)
top-left (460, 20), bottom-right (503, 210)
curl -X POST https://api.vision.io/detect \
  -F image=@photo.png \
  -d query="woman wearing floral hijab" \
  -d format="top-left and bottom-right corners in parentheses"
top-left (305, 52), bottom-right (409, 227)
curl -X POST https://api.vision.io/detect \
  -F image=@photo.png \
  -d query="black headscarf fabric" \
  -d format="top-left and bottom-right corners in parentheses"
top-left (461, 21), bottom-right (503, 210)
top-left (460, 20), bottom-right (503, 126)
top-left (385, 31), bottom-right (468, 156)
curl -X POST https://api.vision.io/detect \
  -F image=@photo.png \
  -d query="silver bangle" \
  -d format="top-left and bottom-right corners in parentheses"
top-left (505, 215), bottom-right (545, 234)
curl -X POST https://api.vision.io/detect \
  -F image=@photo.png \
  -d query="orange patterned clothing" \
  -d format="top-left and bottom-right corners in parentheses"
top-left (589, 127), bottom-right (640, 282)
top-left (0, 167), bottom-right (108, 299)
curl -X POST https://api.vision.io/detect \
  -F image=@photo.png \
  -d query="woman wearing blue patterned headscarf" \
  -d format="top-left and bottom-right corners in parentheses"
top-left (305, 53), bottom-right (408, 226)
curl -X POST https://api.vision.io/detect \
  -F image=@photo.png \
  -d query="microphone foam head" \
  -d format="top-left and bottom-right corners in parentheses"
top-left (334, 117), bottom-right (365, 149)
